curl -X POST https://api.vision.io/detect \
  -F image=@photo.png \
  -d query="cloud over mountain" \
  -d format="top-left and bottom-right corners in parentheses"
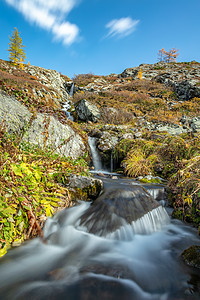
top-left (4, 0), bottom-right (80, 45)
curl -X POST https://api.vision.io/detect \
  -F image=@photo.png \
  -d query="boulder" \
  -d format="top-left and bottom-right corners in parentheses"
top-left (67, 175), bottom-right (103, 201)
top-left (22, 113), bottom-right (86, 159)
top-left (75, 99), bottom-right (100, 122)
top-left (189, 117), bottom-right (200, 132)
top-left (97, 132), bottom-right (118, 152)
top-left (79, 185), bottom-right (164, 236)
top-left (0, 91), bottom-right (31, 135)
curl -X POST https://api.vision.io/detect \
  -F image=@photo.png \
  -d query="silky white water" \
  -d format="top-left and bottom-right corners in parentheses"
top-left (0, 199), bottom-right (199, 300)
top-left (88, 136), bottom-right (103, 171)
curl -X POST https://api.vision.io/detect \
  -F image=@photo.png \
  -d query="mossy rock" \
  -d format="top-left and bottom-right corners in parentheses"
top-left (67, 175), bottom-right (103, 201)
top-left (181, 245), bottom-right (200, 269)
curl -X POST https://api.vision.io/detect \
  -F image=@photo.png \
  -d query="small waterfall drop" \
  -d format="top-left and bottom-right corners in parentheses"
top-left (62, 83), bottom-right (74, 121)
top-left (69, 82), bottom-right (75, 97)
top-left (88, 136), bottom-right (103, 171)
top-left (62, 100), bottom-right (74, 121)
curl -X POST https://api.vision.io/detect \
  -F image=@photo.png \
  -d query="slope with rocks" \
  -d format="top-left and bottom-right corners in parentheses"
top-left (0, 60), bottom-right (101, 255)
top-left (72, 61), bottom-right (200, 230)
top-left (0, 59), bottom-right (200, 256)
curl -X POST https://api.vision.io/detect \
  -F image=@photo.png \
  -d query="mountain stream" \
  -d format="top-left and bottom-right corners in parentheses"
top-left (0, 142), bottom-right (199, 300)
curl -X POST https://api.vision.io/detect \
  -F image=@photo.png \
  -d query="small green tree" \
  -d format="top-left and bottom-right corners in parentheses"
top-left (8, 27), bottom-right (26, 64)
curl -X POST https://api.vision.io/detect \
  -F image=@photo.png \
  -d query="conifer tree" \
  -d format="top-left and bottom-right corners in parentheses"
top-left (158, 48), bottom-right (179, 63)
top-left (8, 27), bottom-right (26, 64)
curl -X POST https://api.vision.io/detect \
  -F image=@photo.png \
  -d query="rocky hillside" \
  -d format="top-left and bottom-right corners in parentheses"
top-left (71, 61), bottom-right (200, 231)
top-left (0, 59), bottom-right (200, 256)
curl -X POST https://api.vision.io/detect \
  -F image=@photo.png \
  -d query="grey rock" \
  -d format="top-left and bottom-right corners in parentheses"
top-left (23, 65), bottom-right (69, 101)
top-left (75, 99), bottom-right (100, 122)
top-left (79, 185), bottom-right (164, 236)
top-left (22, 113), bottom-right (86, 159)
top-left (0, 91), bottom-right (31, 135)
top-left (97, 132), bottom-right (118, 152)
top-left (121, 62), bottom-right (200, 101)
top-left (151, 123), bottom-right (187, 135)
top-left (190, 117), bottom-right (200, 132)
top-left (68, 175), bottom-right (103, 200)
top-left (120, 133), bottom-right (135, 140)
top-left (180, 115), bottom-right (200, 132)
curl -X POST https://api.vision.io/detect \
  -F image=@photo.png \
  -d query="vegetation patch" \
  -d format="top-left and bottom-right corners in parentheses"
top-left (0, 128), bottom-right (89, 257)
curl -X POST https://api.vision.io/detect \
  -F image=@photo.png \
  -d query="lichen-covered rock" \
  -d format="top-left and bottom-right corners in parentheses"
top-left (75, 99), bottom-right (100, 122)
top-left (121, 62), bottom-right (200, 101)
top-left (67, 175), bottom-right (103, 201)
top-left (0, 91), bottom-right (31, 135)
top-left (23, 64), bottom-right (69, 101)
top-left (181, 245), bottom-right (200, 269)
top-left (97, 132), bottom-right (118, 152)
top-left (152, 123), bottom-right (187, 135)
top-left (22, 113), bottom-right (86, 159)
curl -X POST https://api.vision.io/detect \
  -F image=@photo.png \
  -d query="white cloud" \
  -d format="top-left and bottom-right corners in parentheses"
top-left (106, 17), bottom-right (139, 38)
top-left (4, 0), bottom-right (80, 45)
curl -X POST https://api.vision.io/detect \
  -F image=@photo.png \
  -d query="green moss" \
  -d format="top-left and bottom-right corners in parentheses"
top-left (181, 245), bottom-right (200, 269)
top-left (139, 177), bottom-right (162, 184)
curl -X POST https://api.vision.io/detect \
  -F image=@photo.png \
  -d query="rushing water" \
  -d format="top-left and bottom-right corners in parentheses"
top-left (0, 175), bottom-right (199, 300)
top-left (88, 137), bottom-right (103, 171)
top-left (62, 83), bottom-right (75, 121)
top-left (0, 140), bottom-right (199, 299)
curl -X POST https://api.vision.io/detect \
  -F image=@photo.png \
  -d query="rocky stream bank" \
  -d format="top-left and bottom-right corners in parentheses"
top-left (0, 59), bottom-right (199, 298)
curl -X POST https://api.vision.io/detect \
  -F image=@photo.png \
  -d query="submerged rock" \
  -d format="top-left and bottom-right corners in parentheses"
top-left (79, 185), bottom-right (164, 236)
top-left (181, 245), bottom-right (200, 269)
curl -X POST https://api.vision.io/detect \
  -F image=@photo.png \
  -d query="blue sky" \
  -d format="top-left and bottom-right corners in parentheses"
top-left (0, 0), bottom-right (200, 78)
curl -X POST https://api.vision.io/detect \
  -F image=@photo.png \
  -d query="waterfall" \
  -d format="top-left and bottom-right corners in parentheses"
top-left (110, 151), bottom-right (113, 173)
top-left (88, 136), bottom-right (103, 171)
top-left (62, 82), bottom-right (75, 121)
top-left (62, 100), bottom-right (74, 121)
top-left (105, 206), bottom-right (170, 240)
top-left (69, 82), bottom-right (74, 97)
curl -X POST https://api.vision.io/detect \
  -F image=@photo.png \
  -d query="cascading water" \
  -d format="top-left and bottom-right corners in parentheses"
top-left (62, 100), bottom-right (74, 121)
top-left (0, 176), bottom-right (199, 299)
top-left (69, 82), bottom-right (75, 97)
top-left (110, 150), bottom-right (114, 173)
top-left (62, 83), bottom-right (75, 121)
top-left (88, 136), bottom-right (103, 171)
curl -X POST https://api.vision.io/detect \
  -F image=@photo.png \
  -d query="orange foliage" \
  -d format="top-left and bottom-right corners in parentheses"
top-left (158, 48), bottom-right (179, 63)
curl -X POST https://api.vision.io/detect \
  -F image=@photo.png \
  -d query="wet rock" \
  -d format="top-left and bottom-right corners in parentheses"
top-left (75, 99), bottom-right (100, 122)
top-left (80, 185), bottom-right (160, 236)
top-left (67, 175), bottom-right (103, 201)
top-left (181, 245), bottom-right (200, 269)
top-left (89, 128), bottom-right (102, 138)
top-left (17, 275), bottom-right (134, 300)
